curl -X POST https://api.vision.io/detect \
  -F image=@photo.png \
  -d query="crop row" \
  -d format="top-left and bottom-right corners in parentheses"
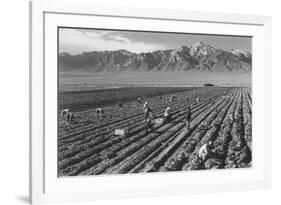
top-left (224, 90), bottom-right (251, 168)
top-left (133, 90), bottom-right (237, 173)
top-left (58, 90), bottom-right (221, 159)
top-left (58, 89), bottom-right (230, 176)
top-left (58, 87), bottom-right (224, 139)
top-left (58, 88), bottom-right (208, 136)
top-left (79, 90), bottom-right (233, 175)
top-left (161, 89), bottom-right (237, 171)
top-left (57, 87), bottom-right (252, 176)
top-left (58, 89), bottom-right (206, 146)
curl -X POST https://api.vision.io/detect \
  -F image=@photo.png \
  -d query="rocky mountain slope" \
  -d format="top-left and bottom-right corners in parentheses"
top-left (59, 42), bottom-right (251, 72)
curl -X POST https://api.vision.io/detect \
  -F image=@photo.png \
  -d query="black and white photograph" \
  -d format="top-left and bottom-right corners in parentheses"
top-left (58, 27), bottom-right (252, 177)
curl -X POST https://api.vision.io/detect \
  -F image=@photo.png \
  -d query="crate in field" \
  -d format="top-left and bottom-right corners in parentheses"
top-left (153, 118), bottom-right (164, 125)
top-left (114, 129), bottom-right (128, 136)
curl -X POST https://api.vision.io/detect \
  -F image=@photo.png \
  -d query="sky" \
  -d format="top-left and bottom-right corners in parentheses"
top-left (59, 27), bottom-right (252, 55)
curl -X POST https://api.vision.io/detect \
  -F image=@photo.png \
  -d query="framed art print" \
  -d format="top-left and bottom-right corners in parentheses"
top-left (30, 1), bottom-right (272, 204)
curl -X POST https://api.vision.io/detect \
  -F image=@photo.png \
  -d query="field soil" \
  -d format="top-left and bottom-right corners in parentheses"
top-left (58, 87), bottom-right (252, 177)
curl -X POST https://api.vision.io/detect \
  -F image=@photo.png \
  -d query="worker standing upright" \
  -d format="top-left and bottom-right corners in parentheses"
top-left (196, 96), bottom-right (200, 103)
top-left (118, 102), bottom-right (122, 108)
top-left (144, 105), bottom-right (154, 134)
top-left (143, 101), bottom-right (148, 109)
top-left (185, 106), bottom-right (192, 129)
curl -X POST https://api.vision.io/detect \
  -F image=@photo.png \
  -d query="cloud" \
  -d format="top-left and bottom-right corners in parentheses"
top-left (59, 29), bottom-right (167, 54)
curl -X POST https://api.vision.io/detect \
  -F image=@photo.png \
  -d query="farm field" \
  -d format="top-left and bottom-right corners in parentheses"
top-left (59, 87), bottom-right (200, 112)
top-left (58, 87), bottom-right (252, 177)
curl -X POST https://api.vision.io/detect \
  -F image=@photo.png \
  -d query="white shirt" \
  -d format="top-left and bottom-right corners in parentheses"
top-left (199, 144), bottom-right (208, 158)
top-left (143, 102), bottom-right (148, 109)
top-left (164, 108), bottom-right (170, 117)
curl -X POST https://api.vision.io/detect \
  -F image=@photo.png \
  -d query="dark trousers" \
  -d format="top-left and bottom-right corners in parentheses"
top-left (164, 115), bottom-right (171, 123)
top-left (185, 119), bottom-right (191, 129)
top-left (146, 120), bottom-right (152, 133)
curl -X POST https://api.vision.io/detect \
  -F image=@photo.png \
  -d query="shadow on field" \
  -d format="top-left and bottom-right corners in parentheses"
top-left (16, 195), bottom-right (29, 204)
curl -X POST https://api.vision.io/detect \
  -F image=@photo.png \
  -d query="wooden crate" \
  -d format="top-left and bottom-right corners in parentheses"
top-left (154, 118), bottom-right (164, 125)
top-left (114, 129), bottom-right (127, 136)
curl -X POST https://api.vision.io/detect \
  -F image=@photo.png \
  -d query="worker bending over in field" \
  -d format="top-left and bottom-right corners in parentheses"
top-left (96, 108), bottom-right (104, 119)
top-left (170, 95), bottom-right (176, 102)
top-left (185, 106), bottom-right (192, 129)
top-left (198, 141), bottom-right (213, 162)
top-left (144, 106), bottom-right (154, 133)
top-left (163, 107), bottom-right (171, 123)
top-left (66, 112), bottom-right (74, 123)
top-left (137, 97), bottom-right (142, 104)
top-left (61, 108), bottom-right (69, 118)
top-left (60, 108), bottom-right (75, 124)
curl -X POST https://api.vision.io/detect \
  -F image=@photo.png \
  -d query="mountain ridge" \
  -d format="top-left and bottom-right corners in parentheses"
top-left (59, 42), bottom-right (251, 73)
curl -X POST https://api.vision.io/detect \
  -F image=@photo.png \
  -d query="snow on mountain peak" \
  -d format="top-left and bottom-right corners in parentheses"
top-left (230, 49), bottom-right (251, 58)
top-left (190, 42), bottom-right (217, 56)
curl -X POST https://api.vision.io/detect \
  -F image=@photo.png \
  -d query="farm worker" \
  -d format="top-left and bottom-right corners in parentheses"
top-left (198, 141), bottom-right (213, 162)
top-left (96, 108), bottom-right (104, 119)
top-left (138, 97), bottom-right (142, 104)
top-left (66, 113), bottom-right (70, 122)
top-left (185, 106), bottom-right (192, 129)
top-left (196, 96), bottom-right (200, 103)
top-left (163, 107), bottom-right (171, 123)
top-left (144, 106), bottom-right (154, 133)
top-left (70, 112), bottom-right (74, 122)
top-left (143, 101), bottom-right (148, 109)
top-left (61, 108), bottom-right (69, 118)
top-left (170, 95), bottom-right (176, 102)
top-left (66, 112), bottom-right (74, 123)
top-left (118, 102), bottom-right (122, 108)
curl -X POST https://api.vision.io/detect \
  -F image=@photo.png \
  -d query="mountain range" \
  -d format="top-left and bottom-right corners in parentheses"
top-left (59, 42), bottom-right (251, 72)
